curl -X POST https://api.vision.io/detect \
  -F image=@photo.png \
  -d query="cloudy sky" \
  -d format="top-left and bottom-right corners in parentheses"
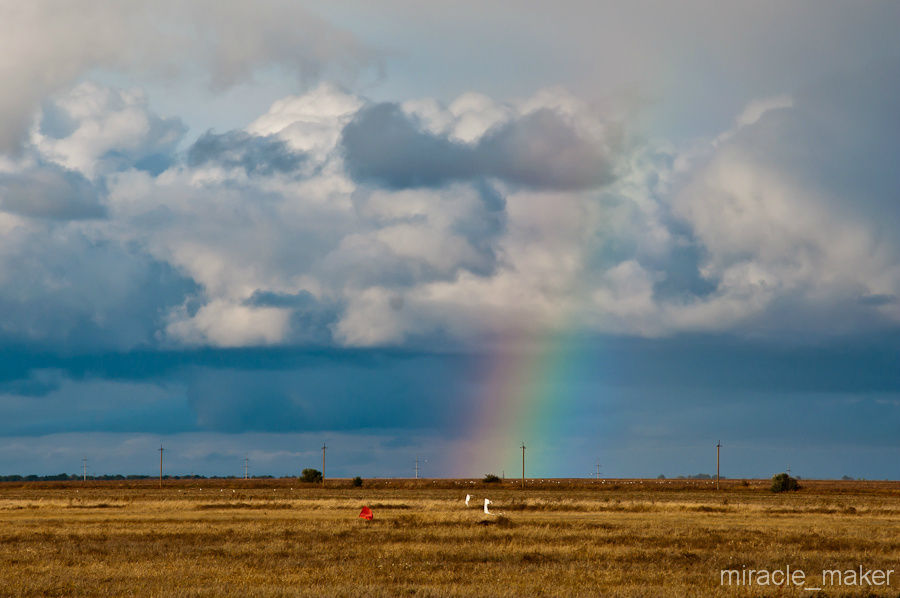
top-left (2, 1), bottom-right (900, 479)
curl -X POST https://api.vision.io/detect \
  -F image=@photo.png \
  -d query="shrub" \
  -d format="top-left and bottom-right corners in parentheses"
top-left (482, 473), bottom-right (501, 483)
top-left (770, 472), bottom-right (799, 493)
top-left (352, 476), bottom-right (363, 487)
top-left (300, 468), bottom-right (323, 483)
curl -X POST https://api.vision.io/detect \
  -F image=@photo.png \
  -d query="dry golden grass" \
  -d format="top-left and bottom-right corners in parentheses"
top-left (1, 479), bottom-right (899, 596)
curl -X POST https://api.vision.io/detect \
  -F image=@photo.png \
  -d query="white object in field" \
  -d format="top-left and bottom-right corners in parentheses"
top-left (483, 498), bottom-right (492, 514)
top-left (465, 494), bottom-right (471, 506)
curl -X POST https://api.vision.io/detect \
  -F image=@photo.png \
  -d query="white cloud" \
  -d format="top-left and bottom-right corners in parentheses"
top-left (247, 83), bottom-right (363, 163)
top-left (447, 92), bottom-right (511, 143)
top-left (735, 94), bottom-right (793, 128)
top-left (0, 1), bottom-right (376, 153)
top-left (31, 82), bottom-right (185, 178)
top-left (4, 65), bottom-right (900, 350)
top-left (166, 300), bottom-right (291, 347)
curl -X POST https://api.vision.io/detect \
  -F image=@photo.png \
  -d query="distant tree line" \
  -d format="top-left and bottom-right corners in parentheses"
top-left (0, 474), bottom-right (277, 482)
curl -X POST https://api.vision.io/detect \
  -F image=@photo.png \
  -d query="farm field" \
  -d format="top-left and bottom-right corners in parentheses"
top-left (1, 479), bottom-right (899, 597)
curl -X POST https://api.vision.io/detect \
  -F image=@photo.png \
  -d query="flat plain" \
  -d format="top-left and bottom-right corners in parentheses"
top-left (1, 478), bottom-right (899, 597)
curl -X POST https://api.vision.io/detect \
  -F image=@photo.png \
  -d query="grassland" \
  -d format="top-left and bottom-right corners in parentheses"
top-left (1, 478), bottom-right (899, 597)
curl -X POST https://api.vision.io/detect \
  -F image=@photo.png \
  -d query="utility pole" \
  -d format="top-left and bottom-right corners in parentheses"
top-left (716, 441), bottom-right (721, 490)
top-left (321, 443), bottom-right (327, 488)
top-left (82, 457), bottom-right (87, 482)
top-left (415, 456), bottom-right (418, 480)
top-left (244, 456), bottom-right (249, 480)
top-left (596, 461), bottom-right (601, 481)
top-left (521, 442), bottom-right (526, 490)
top-left (158, 445), bottom-right (164, 488)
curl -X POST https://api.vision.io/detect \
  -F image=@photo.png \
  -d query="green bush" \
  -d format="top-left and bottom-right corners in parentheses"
top-left (352, 476), bottom-right (363, 487)
top-left (300, 468), bottom-right (323, 483)
top-left (482, 473), bottom-right (501, 483)
top-left (770, 472), bottom-right (799, 492)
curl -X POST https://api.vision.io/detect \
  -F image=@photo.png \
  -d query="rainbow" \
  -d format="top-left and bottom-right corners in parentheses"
top-left (455, 328), bottom-right (598, 478)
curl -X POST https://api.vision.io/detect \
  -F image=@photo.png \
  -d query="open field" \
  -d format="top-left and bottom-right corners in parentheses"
top-left (1, 479), bottom-right (900, 597)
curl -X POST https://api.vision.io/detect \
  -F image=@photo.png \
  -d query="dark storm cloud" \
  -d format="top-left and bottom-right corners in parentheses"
top-left (2, 337), bottom-right (900, 476)
top-left (244, 290), bottom-right (338, 344)
top-left (0, 347), bottom-right (478, 436)
top-left (184, 352), bottom-right (472, 433)
top-left (0, 234), bottom-right (198, 351)
top-left (187, 130), bottom-right (307, 176)
top-left (341, 103), bottom-right (618, 190)
top-left (0, 165), bottom-right (105, 220)
top-left (4, 336), bottom-right (900, 436)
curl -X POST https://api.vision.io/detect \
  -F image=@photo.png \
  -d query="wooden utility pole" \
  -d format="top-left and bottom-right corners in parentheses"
top-left (415, 456), bottom-right (419, 480)
top-left (521, 442), bottom-right (526, 490)
top-left (321, 443), bottom-right (327, 488)
top-left (158, 445), bottom-right (164, 488)
top-left (82, 457), bottom-right (87, 482)
top-left (244, 456), bottom-right (249, 480)
top-left (716, 441), bottom-right (721, 490)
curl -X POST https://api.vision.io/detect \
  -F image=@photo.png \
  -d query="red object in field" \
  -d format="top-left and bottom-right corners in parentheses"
top-left (359, 506), bottom-right (373, 520)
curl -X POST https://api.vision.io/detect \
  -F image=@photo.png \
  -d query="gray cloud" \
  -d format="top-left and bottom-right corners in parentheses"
top-left (244, 290), bottom-right (338, 344)
top-left (663, 60), bottom-right (900, 337)
top-left (0, 165), bottom-right (105, 220)
top-left (187, 131), bottom-right (306, 176)
top-left (0, 1), bottom-right (379, 153)
top-left (341, 103), bottom-right (619, 190)
top-left (0, 230), bottom-right (197, 350)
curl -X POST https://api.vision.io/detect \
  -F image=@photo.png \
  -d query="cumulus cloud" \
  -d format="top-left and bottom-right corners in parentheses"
top-left (2, 59), bottom-right (900, 352)
top-left (664, 62), bottom-right (900, 336)
top-left (31, 83), bottom-right (186, 178)
top-left (341, 100), bottom-right (621, 190)
top-left (0, 1), bottom-right (377, 153)
top-left (247, 83), bottom-right (363, 163)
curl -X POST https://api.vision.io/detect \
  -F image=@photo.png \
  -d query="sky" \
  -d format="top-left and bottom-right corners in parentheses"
top-left (2, 1), bottom-right (900, 479)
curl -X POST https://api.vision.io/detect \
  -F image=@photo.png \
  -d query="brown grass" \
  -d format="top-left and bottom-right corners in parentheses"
top-left (1, 479), bottom-right (899, 596)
